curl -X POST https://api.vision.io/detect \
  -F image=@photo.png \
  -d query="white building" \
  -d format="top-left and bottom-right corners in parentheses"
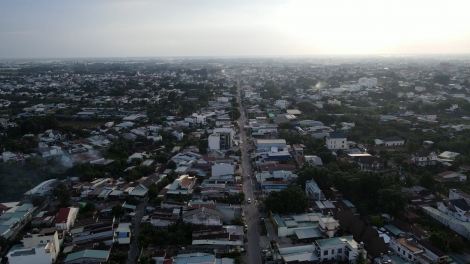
top-left (21, 228), bottom-right (60, 261)
top-left (184, 113), bottom-right (207, 125)
top-left (326, 133), bottom-right (348, 150)
top-left (415, 86), bottom-right (426, 92)
top-left (358, 77), bottom-right (378, 88)
top-left (422, 206), bottom-right (470, 240)
top-left (305, 180), bottom-right (324, 201)
top-left (6, 244), bottom-right (57, 264)
top-left (55, 207), bottom-right (79, 231)
top-left (274, 100), bottom-right (289, 109)
top-left (328, 99), bottom-right (341, 106)
top-left (208, 132), bottom-right (232, 151)
top-left (314, 235), bottom-right (366, 263)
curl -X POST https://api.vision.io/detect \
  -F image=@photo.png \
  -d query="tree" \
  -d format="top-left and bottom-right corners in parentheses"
top-left (53, 183), bottom-right (71, 207)
top-left (167, 160), bottom-right (177, 170)
top-left (429, 232), bottom-right (447, 250)
top-left (449, 236), bottom-right (464, 253)
top-left (419, 172), bottom-right (436, 191)
top-left (371, 215), bottom-right (384, 227)
top-left (111, 205), bottom-right (126, 218)
top-left (355, 250), bottom-right (366, 264)
top-left (378, 189), bottom-right (407, 217)
top-left (231, 218), bottom-right (244, 226)
top-left (265, 187), bottom-right (309, 214)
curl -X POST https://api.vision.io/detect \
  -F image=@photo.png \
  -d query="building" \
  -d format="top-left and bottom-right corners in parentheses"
top-left (413, 151), bottom-right (437, 166)
top-left (64, 249), bottom-right (110, 263)
top-left (211, 163), bottom-right (234, 177)
top-left (208, 132), bottom-right (231, 151)
top-left (6, 244), bottom-right (57, 264)
top-left (182, 207), bottom-right (224, 226)
top-left (326, 133), bottom-right (348, 150)
top-left (381, 136), bottom-right (405, 147)
top-left (274, 100), bottom-right (289, 109)
top-left (436, 171), bottom-right (467, 184)
top-left (305, 180), bottom-right (324, 201)
top-left (254, 139), bottom-right (287, 152)
top-left (314, 235), bottom-right (366, 263)
top-left (421, 206), bottom-right (470, 240)
top-left (354, 156), bottom-right (380, 170)
top-left (55, 207), bottom-right (79, 231)
top-left (271, 212), bottom-right (339, 238)
top-left (21, 228), bottom-right (60, 260)
top-left (358, 77), bottom-right (378, 88)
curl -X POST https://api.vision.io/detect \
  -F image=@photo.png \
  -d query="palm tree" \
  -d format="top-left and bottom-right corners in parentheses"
top-left (355, 249), bottom-right (367, 264)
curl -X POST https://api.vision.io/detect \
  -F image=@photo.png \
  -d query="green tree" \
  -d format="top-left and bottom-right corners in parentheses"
top-left (419, 172), bottom-right (436, 191)
top-left (111, 205), bottom-right (126, 218)
top-left (378, 189), bottom-right (407, 217)
top-left (167, 160), bottom-right (177, 170)
top-left (265, 187), bottom-right (309, 214)
top-left (449, 236), bottom-right (464, 253)
top-left (371, 215), bottom-right (384, 227)
top-left (355, 250), bottom-right (366, 264)
top-left (429, 232), bottom-right (447, 250)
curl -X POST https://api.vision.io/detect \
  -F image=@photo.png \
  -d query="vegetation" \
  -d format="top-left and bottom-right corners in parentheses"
top-left (265, 187), bottom-right (309, 214)
top-left (138, 222), bottom-right (193, 248)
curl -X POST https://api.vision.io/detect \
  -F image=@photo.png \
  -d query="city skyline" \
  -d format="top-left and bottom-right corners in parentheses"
top-left (1, 0), bottom-right (470, 58)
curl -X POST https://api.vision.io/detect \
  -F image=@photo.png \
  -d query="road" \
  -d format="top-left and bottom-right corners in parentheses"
top-left (237, 78), bottom-right (262, 264)
top-left (127, 202), bottom-right (146, 264)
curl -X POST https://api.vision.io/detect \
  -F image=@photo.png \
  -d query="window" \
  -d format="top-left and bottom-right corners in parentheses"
top-left (338, 249), bottom-right (342, 254)
top-left (324, 250), bottom-right (328, 256)
top-left (40, 240), bottom-right (43, 243)
top-left (408, 254), bottom-right (412, 259)
top-left (47, 240), bottom-right (50, 243)
top-left (332, 249), bottom-right (335, 254)
top-left (398, 248), bottom-right (400, 253)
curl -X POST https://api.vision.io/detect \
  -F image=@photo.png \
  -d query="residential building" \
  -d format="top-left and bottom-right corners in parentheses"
top-left (314, 235), bottom-right (366, 263)
top-left (254, 139), bottom-right (287, 152)
top-left (64, 249), bottom-right (110, 263)
top-left (381, 136), bottom-right (405, 146)
top-left (274, 99), bottom-right (289, 109)
top-left (182, 207), bottom-right (224, 226)
top-left (412, 150), bottom-right (437, 166)
top-left (6, 244), bottom-right (57, 264)
top-left (21, 228), bottom-right (60, 260)
top-left (354, 156), bottom-right (380, 170)
top-left (436, 171), bottom-right (467, 184)
top-left (305, 180), bottom-right (324, 201)
top-left (211, 163), bottom-right (234, 177)
top-left (55, 207), bottom-right (79, 231)
top-left (326, 133), bottom-right (348, 150)
top-left (421, 206), bottom-right (470, 240)
top-left (208, 132), bottom-right (231, 151)
top-left (271, 212), bottom-right (339, 238)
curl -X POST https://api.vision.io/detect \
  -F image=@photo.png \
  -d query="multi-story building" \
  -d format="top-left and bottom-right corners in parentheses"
top-left (314, 235), bottom-right (366, 263)
top-left (412, 150), bottom-right (437, 166)
top-left (305, 180), bottom-right (324, 201)
top-left (254, 139), bottom-right (287, 152)
top-left (208, 132), bottom-right (232, 151)
top-left (326, 133), bottom-right (348, 150)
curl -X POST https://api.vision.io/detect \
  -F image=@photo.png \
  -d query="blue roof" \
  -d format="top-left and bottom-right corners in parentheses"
top-left (329, 133), bottom-right (346, 138)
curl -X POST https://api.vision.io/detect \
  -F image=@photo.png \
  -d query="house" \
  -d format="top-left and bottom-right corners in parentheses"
top-left (412, 150), bottom-right (437, 166)
top-left (211, 163), bottom-right (234, 177)
top-left (274, 99), bottom-right (289, 109)
top-left (314, 235), bottom-right (366, 263)
top-left (64, 249), bottom-right (110, 264)
top-left (354, 156), bottom-right (380, 170)
top-left (271, 212), bottom-right (339, 238)
top-left (389, 237), bottom-right (423, 263)
top-left (164, 175), bottom-right (197, 195)
top-left (304, 155), bottom-right (323, 166)
top-left (421, 206), bottom-right (470, 240)
top-left (215, 117), bottom-right (231, 126)
top-left (55, 207), bottom-right (79, 231)
top-left (305, 180), bottom-right (324, 201)
top-left (436, 171), bottom-right (467, 184)
top-left (292, 144), bottom-right (304, 156)
top-left (20, 228), bottom-right (60, 262)
top-left (6, 244), bottom-right (57, 264)
top-left (182, 207), bottom-right (224, 226)
top-left (381, 136), bottom-right (405, 147)
top-left (326, 133), bottom-right (348, 150)
top-left (254, 139), bottom-right (287, 152)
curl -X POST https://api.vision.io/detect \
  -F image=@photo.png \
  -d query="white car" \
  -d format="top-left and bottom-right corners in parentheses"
top-left (247, 198), bottom-right (251, 203)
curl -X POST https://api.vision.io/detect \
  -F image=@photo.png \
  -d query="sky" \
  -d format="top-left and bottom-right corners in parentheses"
top-left (1, 0), bottom-right (470, 58)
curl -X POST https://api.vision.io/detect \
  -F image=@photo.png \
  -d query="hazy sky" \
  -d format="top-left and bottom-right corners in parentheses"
top-left (1, 0), bottom-right (470, 58)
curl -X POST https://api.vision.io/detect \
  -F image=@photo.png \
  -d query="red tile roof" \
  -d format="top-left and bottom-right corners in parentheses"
top-left (56, 208), bottom-right (70, 223)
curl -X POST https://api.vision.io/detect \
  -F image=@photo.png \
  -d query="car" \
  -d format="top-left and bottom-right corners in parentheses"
top-left (247, 198), bottom-right (251, 203)
top-left (244, 225), bottom-right (248, 230)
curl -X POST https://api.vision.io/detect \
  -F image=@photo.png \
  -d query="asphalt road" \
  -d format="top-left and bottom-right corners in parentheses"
top-left (127, 202), bottom-right (146, 264)
top-left (237, 79), bottom-right (262, 264)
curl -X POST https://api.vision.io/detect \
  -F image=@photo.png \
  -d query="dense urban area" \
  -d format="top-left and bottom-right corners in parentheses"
top-left (1, 56), bottom-right (470, 264)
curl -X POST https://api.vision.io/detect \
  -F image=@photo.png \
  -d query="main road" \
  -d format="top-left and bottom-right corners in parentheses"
top-left (237, 78), bottom-right (262, 264)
